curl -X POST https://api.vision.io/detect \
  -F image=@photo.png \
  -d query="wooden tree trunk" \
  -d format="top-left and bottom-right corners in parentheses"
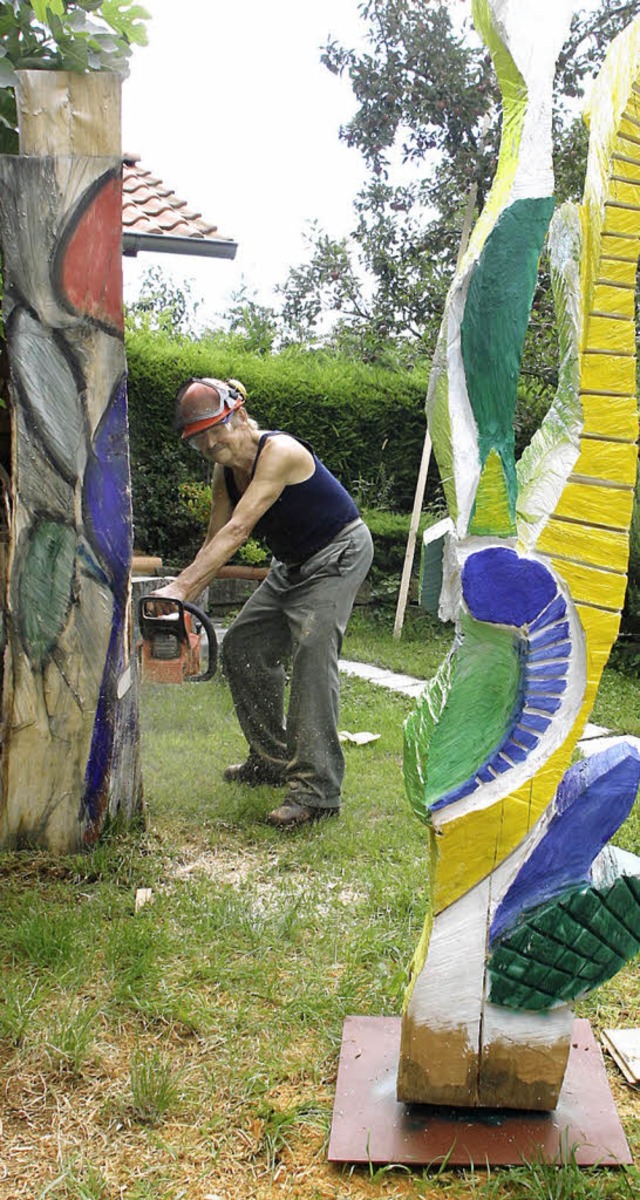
top-left (0, 71), bottom-right (142, 852)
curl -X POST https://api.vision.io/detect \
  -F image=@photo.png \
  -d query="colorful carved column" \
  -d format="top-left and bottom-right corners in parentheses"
top-left (0, 72), bottom-right (142, 852)
top-left (398, 1), bottom-right (640, 1110)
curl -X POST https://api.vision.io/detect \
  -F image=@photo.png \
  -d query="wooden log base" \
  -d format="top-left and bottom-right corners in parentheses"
top-left (328, 1017), bottom-right (631, 1168)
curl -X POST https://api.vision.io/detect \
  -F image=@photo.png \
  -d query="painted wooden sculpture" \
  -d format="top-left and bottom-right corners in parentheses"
top-left (0, 72), bottom-right (142, 852)
top-left (398, 0), bottom-right (640, 1110)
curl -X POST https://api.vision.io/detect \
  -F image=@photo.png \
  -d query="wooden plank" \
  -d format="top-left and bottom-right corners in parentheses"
top-left (15, 71), bottom-right (121, 157)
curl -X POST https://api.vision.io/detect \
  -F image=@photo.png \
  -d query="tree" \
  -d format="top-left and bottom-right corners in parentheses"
top-left (278, 0), bottom-right (638, 371)
top-left (125, 266), bottom-right (202, 339)
top-left (0, 0), bottom-right (149, 152)
top-left (222, 282), bottom-right (279, 356)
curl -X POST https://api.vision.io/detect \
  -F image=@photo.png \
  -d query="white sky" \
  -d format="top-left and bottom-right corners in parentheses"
top-left (122, 0), bottom-right (371, 326)
top-left (121, 0), bottom-right (603, 327)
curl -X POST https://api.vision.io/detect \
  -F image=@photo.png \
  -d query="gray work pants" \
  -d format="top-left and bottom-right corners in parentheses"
top-left (221, 521), bottom-right (374, 809)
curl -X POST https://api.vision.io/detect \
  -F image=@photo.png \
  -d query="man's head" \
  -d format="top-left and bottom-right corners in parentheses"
top-left (174, 377), bottom-right (247, 443)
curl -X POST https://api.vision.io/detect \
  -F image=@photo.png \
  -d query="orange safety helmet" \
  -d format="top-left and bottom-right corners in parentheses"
top-left (174, 377), bottom-right (247, 441)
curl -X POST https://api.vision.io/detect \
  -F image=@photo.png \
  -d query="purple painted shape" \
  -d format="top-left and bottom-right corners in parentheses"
top-left (81, 612), bottom-right (122, 831)
top-left (462, 548), bottom-right (557, 627)
top-left (529, 622), bottom-right (570, 649)
top-left (490, 744), bottom-right (640, 944)
top-left (528, 642), bottom-right (571, 663)
top-left (500, 741), bottom-right (528, 764)
top-left (430, 776), bottom-right (479, 810)
top-left (526, 697), bottom-right (562, 714)
top-left (513, 727), bottom-right (539, 750)
top-left (477, 765), bottom-right (497, 783)
top-left (525, 663), bottom-right (568, 680)
top-left (81, 376), bottom-right (133, 832)
top-left (82, 376), bottom-right (132, 599)
top-left (520, 713), bottom-right (552, 733)
top-left (529, 593), bottom-right (567, 632)
top-left (526, 679), bottom-right (567, 695)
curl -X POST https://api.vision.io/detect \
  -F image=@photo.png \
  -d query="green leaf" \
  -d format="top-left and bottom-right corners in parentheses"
top-left (0, 51), bottom-right (18, 88)
top-left (99, 0), bottom-right (149, 46)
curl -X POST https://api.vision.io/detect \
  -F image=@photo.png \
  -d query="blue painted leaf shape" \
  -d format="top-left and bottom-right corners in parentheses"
top-left (82, 376), bottom-right (132, 599)
top-left (491, 743), bottom-right (640, 942)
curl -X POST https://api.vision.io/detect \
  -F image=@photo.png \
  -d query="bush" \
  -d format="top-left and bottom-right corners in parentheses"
top-left (125, 330), bottom-right (436, 566)
top-left (361, 506), bottom-right (446, 605)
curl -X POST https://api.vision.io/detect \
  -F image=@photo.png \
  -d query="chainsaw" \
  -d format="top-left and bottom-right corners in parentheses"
top-left (138, 597), bottom-right (218, 684)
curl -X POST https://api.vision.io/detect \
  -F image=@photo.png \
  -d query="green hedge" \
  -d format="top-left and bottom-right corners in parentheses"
top-left (125, 329), bottom-right (637, 658)
top-left (125, 330), bottom-right (436, 565)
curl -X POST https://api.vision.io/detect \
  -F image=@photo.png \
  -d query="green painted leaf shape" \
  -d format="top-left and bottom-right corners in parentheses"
top-left (489, 874), bottom-right (640, 1011)
top-left (461, 196), bottom-right (555, 526)
top-left (404, 614), bottom-right (522, 819)
top-left (18, 519), bottom-right (76, 668)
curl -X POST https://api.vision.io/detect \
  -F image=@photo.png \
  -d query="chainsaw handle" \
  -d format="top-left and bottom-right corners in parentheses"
top-left (181, 601), bottom-right (218, 681)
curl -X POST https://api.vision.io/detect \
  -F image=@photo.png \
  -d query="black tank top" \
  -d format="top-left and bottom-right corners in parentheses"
top-left (224, 432), bottom-right (359, 565)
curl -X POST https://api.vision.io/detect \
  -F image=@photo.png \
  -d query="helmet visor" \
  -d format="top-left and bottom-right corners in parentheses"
top-left (175, 378), bottom-right (244, 439)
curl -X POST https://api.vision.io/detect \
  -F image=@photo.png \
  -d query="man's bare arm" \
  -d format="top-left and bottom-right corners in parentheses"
top-left (154, 438), bottom-right (308, 602)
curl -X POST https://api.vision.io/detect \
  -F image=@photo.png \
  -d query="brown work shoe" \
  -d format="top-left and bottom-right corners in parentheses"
top-left (223, 760), bottom-right (286, 787)
top-left (265, 799), bottom-right (339, 828)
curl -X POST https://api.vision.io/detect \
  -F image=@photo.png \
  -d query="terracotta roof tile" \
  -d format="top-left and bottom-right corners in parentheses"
top-left (122, 156), bottom-right (235, 254)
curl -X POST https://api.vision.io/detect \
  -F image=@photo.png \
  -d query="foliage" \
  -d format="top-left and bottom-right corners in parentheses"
top-left (125, 266), bottom-right (201, 339)
top-left (0, 0), bottom-right (149, 153)
top-left (126, 324), bottom-right (559, 568)
top-left (125, 326), bottom-right (435, 565)
top-left (278, 0), bottom-right (638, 375)
top-left (220, 282), bottom-right (279, 356)
top-left (177, 480), bottom-right (269, 566)
top-left (360, 504), bottom-right (445, 606)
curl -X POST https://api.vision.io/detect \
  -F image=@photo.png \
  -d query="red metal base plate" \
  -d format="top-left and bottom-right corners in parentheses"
top-left (328, 1017), bottom-right (631, 1167)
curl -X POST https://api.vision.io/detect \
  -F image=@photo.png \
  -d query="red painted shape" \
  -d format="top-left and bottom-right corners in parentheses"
top-left (59, 175), bottom-right (124, 331)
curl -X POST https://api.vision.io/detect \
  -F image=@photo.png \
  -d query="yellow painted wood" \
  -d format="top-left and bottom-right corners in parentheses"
top-left (580, 393), bottom-right (639, 439)
top-left (591, 283), bottom-right (635, 319)
top-left (573, 437), bottom-right (639, 485)
top-left (434, 794), bottom-right (531, 914)
top-left (603, 203), bottom-right (640, 237)
top-left (549, 557), bottom-right (629, 610)
top-left (469, 449), bottom-right (515, 536)
top-left (597, 256), bottom-right (639, 286)
top-left (584, 314), bottom-right (635, 354)
top-left (577, 604), bottom-right (623, 677)
top-left (433, 735), bottom-right (580, 912)
top-left (609, 177), bottom-right (640, 207)
top-left (611, 153), bottom-right (640, 182)
top-left (619, 114), bottom-right (640, 143)
top-left (624, 93), bottom-right (640, 121)
top-left (555, 479), bottom-right (635, 530)
top-left (601, 233), bottom-right (640, 262)
top-left (617, 129), bottom-right (640, 155)
top-left (537, 518), bottom-right (630, 572)
top-left (580, 352), bottom-right (637, 394)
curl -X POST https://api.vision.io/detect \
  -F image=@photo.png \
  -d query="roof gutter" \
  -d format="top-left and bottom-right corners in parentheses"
top-left (122, 233), bottom-right (238, 260)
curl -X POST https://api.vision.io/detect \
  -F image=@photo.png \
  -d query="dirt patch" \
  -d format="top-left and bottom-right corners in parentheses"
top-left (168, 847), bottom-right (365, 918)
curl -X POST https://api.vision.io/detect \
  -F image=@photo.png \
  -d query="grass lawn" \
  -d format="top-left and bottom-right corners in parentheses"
top-left (0, 606), bottom-right (639, 1199)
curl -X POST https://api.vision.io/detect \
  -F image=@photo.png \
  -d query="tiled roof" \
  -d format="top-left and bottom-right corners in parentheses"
top-left (122, 155), bottom-right (237, 260)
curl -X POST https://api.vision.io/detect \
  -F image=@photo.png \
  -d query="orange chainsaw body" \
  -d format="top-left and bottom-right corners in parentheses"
top-left (138, 598), bottom-right (218, 684)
